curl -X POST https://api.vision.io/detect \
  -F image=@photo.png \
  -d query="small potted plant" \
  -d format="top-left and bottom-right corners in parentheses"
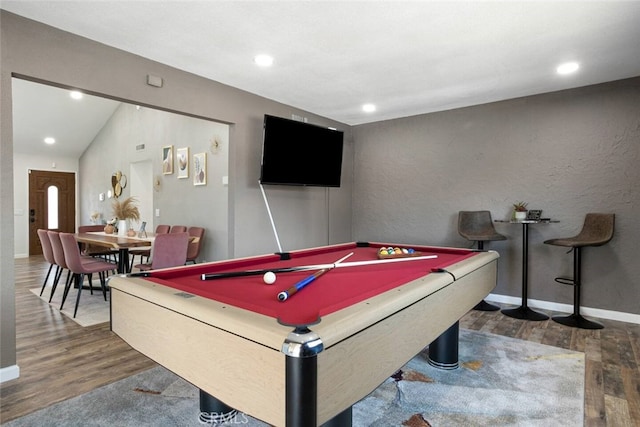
top-left (513, 201), bottom-right (528, 220)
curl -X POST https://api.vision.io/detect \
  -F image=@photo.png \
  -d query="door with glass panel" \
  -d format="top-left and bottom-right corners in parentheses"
top-left (28, 170), bottom-right (76, 255)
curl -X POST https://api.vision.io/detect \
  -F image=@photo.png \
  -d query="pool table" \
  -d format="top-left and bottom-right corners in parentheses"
top-left (109, 241), bottom-right (498, 426)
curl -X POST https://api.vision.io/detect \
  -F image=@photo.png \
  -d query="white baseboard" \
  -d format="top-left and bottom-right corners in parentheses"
top-left (486, 293), bottom-right (640, 325)
top-left (0, 364), bottom-right (20, 383)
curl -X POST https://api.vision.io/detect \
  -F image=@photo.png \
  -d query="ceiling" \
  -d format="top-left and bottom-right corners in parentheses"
top-left (12, 79), bottom-right (122, 157)
top-left (5, 1), bottom-right (640, 157)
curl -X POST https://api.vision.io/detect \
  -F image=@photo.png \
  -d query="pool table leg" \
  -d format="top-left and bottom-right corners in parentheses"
top-left (321, 407), bottom-right (352, 426)
top-left (198, 389), bottom-right (238, 424)
top-left (286, 354), bottom-right (353, 427)
top-left (283, 326), bottom-right (326, 427)
top-left (427, 321), bottom-right (460, 370)
top-left (286, 353), bottom-right (318, 426)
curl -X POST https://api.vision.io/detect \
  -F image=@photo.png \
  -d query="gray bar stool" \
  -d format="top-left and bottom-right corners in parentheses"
top-left (458, 210), bottom-right (506, 311)
top-left (544, 213), bottom-right (615, 329)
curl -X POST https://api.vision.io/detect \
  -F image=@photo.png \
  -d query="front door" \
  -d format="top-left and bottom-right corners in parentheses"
top-left (28, 170), bottom-right (76, 255)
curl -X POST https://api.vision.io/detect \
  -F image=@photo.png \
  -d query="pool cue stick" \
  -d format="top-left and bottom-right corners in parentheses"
top-left (200, 253), bottom-right (438, 281)
top-left (324, 254), bottom-right (437, 269)
top-left (201, 265), bottom-right (321, 281)
top-left (201, 254), bottom-right (356, 280)
top-left (277, 252), bottom-right (354, 302)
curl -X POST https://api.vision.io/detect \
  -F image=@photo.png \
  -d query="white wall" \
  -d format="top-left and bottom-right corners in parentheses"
top-left (13, 153), bottom-right (78, 258)
top-left (129, 160), bottom-right (153, 231)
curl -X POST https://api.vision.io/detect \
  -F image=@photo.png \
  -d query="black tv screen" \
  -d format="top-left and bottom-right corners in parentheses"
top-left (260, 114), bottom-right (344, 187)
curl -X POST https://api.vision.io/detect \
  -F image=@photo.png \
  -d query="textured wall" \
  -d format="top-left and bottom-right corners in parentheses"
top-left (352, 78), bottom-right (640, 315)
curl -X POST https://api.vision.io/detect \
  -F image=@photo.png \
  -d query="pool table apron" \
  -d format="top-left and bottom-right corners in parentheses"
top-left (109, 251), bottom-right (498, 426)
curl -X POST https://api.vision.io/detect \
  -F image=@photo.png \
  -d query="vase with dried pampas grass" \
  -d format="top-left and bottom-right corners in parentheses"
top-left (112, 197), bottom-right (140, 236)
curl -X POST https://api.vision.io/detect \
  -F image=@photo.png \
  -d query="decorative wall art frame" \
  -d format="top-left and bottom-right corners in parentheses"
top-left (111, 170), bottom-right (127, 198)
top-left (193, 152), bottom-right (207, 186)
top-left (162, 145), bottom-right (174, 175)
top-left (177, 147), bottom-right (189, 179)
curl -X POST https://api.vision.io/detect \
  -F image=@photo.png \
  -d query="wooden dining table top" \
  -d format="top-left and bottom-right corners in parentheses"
top-left (74, 231), bottom-right (154, 249)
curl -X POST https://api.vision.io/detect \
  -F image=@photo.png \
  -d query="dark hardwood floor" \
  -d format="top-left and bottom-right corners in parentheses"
top-left (0, 256), bottom-right (156, 424)
top-left (1, 256), bottom-right (639, 426)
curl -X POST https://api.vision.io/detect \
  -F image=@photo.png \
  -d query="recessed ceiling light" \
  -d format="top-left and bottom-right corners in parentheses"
top-left (44, 137), bottom-right (55, 145)
top-left (362, 103), bottom-right (376, 113)
top-left (70, 90), bottom-right (83, 100)
top-left (254, 54), bottom-right (274, 67)
top-left (557, 62), bottom-right (580, 75)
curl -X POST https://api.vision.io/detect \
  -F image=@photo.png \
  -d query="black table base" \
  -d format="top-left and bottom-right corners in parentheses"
top-left (495, 219), bottom-right (558, 323)
top-left (473, 300), bottom-right (500, 311)
top-left (501, 306), bottom-right (548, 321)
top-left (553, 313), bottom-right (603, 329)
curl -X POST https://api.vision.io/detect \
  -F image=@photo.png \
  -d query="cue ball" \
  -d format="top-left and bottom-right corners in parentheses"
top-left (263, 271), bottom-right (276, 285)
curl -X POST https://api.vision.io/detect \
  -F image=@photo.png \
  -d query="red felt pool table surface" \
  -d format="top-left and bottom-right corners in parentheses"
top-left (109, 241), bottom-right (498, 426)
top-left (141, 242), bottom-right (476, 325)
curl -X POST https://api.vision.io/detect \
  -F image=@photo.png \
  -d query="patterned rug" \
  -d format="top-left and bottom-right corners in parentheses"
top-left (2, 329), bottom-right (584, 426)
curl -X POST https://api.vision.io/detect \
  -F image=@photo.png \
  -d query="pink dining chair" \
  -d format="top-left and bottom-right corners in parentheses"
top-left (134, 232), bottom-right (189, 271)
top-left (129, 224), bottom-right (170, 271)
top-left (59, 232), bottom-right (116, 318)
top-left (78, 224), bottom-right (118, 263)
top-left (156, 224), bottom-right (171, 234)
top-left (186, 226), bottom-right (205, 264)
top-left (47, 231), bottom-right (72, 303)
top-left (170, 225), bottom-right (187, 233)
top-left (38, 229), bottom-right (57, 297)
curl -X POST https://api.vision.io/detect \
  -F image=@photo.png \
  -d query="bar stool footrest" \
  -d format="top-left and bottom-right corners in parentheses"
top-left (554, 277), bottom-right (575, 286)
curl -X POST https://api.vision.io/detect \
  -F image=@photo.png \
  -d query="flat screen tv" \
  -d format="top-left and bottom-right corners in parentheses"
top-left (260, 114), bottom-right (344, 187)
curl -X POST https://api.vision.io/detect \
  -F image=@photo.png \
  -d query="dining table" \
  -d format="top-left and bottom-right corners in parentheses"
top-left (74, 231), bottom-right (154, 274)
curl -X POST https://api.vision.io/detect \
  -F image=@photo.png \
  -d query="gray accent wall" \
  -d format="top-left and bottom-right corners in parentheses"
top-left (352, 78), bottom-right (640, 316)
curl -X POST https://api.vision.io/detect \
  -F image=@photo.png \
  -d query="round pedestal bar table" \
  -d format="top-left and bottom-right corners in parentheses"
top-left (495, 219), bottom-right (558, 321)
